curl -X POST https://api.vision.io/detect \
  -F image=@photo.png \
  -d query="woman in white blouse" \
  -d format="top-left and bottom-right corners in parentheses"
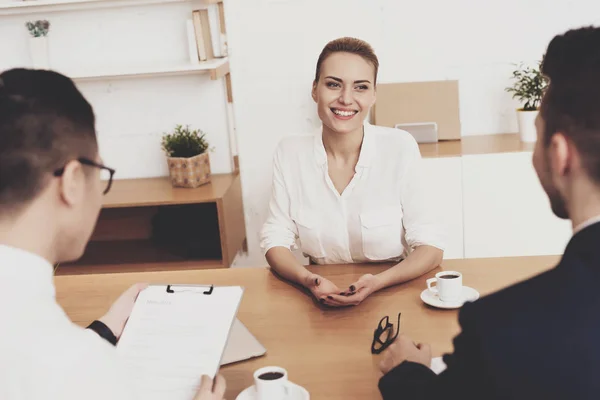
top-left (260, 37), bottom-right (445, 307)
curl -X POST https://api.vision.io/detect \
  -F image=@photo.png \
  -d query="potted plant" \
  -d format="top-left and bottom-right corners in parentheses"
top-left (25, 20), bottom-right (50, 69)
top-left (505, 62), bottom-right (548, 142)
top-left (161, 124), bottom-right (212, 188)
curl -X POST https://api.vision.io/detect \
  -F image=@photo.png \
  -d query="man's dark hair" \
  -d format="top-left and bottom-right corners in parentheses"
top-left (0, 68), bottom-right (97, 214)
top-left (540, 26), bottom-right (600, 183)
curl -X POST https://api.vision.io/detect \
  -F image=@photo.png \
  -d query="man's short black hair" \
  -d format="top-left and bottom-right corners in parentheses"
top-left (541, 26), bottom-right (600, 183)
top-left (0, 68), bottom-right (97, 214)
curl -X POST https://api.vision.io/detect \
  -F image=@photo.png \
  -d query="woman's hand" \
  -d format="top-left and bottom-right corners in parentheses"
top-left (303, 272), bottom-right (348, 307)
top-left (327, 274), bottom-right (383, 306)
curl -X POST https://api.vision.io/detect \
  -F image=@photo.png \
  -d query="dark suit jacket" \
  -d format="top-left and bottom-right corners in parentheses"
top-left (379, 221), bottom-right (600, 400)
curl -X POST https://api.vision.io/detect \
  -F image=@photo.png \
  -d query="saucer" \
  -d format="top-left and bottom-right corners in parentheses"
top-left (420, 286), bottom-right (480, 309)
top-left (235, 382), bottom-right (309, 400)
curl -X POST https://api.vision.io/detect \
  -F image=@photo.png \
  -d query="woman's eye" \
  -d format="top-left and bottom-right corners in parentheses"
top-left (356, 85), bottom-right (369, 90)
top-left (327, 82), bottom-right (340, 88)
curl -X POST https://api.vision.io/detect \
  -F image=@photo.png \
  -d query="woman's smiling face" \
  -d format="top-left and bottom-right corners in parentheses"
top-left (312, 51), bottom-right (376, 135)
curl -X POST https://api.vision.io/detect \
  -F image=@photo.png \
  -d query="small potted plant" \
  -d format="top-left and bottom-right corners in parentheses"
top-left (505, 62), bottom-right (548, 142)
top-left (25, 20), bottom-right (50, 69)
top-left (161, 124), bottom-right (212, 188)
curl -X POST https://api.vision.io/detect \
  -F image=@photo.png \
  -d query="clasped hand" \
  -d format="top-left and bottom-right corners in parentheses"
top-left (303, 272), bottom-right (382, 307)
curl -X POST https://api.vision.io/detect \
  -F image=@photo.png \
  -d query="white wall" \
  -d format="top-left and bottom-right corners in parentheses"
top-left (1, 0), bottom-right (595, 266)
top-left (0, 0), bottom-right (233, 179)
top-left (462, 152), bottom-right (572, 258)
top-left (227, 0), bottom-right (600, 266)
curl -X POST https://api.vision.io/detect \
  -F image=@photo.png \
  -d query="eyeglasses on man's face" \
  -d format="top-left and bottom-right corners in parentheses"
top-left (371, 312), bottom-right (401, 354)
top-left (53, 157), bottom-right (115, 195)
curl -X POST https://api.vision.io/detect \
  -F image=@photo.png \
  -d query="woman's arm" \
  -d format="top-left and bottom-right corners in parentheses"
top-left (330, 246), bottom-right (442, 306)
top-left (260, 144), bottom-right (343, 302)
top-left (367, 139), bottom-right (446, 292)
top-left (374, 245), bottom-right (443, 290)
top-left (265, 246), bottom-right (310, 285)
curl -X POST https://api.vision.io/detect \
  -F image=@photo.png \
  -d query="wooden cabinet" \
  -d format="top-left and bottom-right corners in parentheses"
top-left (57, 173), bottom-right (246, 275)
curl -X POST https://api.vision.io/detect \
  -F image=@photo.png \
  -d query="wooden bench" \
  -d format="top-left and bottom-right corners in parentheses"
top-left (57, 173), bottom-right (246, 275)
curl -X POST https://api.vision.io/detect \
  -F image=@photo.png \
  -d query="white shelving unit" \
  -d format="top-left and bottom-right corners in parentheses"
top-left (62, 57), bottom-right (228, 81)
top-left (0, 0), bottom-right (191, 15)
top-left (2, 0), bottom-right (239, 174)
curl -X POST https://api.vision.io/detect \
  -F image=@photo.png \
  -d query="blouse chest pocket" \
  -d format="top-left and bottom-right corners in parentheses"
top-left (293, 209), bottom-right (326, 259)
top-left (360, 206), bottom-right (404, 261)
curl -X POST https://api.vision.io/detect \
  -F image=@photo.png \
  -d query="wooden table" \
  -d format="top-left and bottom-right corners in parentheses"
top-left (54, 255), bottom-right (560, 400)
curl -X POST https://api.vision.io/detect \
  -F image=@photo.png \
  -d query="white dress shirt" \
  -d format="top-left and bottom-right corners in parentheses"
top-left (0, 244), bottom-right (136, 400)
top-left (260, 122), bottom-right (446, 265)
top-left (573, 214), bottom-right (600, 235)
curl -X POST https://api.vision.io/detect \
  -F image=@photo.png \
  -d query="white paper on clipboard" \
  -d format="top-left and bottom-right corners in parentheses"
top-left (115, 284), bottom-right (244, 400)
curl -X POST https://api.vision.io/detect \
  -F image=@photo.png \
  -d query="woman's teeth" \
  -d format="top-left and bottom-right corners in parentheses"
top-left (332, 109), bottom-right (357, 117)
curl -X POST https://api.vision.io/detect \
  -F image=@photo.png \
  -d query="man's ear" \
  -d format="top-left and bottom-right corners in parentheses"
top-left (58, 160), bottom-right (85, 207)
top-left (548, 133), bottom-right (572, 183)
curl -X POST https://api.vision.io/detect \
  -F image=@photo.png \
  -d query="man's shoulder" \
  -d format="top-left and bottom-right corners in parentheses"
top-left (461, 264), bottom-right (562, 326)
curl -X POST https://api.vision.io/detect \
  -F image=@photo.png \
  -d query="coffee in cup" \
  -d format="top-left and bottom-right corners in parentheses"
top-left (254, 366), bottom-right (290, 400)
top-left (258, 372), bottom-right (284, 381)
top-left (426, 271), bottom-right (463, 302)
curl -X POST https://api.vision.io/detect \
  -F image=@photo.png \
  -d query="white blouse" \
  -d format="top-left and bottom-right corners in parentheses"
top-left (260, 122), bottom-right (446, 265)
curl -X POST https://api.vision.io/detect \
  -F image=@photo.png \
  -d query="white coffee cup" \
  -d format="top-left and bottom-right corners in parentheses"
top-left (254, 366), bottom-right (291, 400)
top-left (426, 271), bottom-right (463, 302)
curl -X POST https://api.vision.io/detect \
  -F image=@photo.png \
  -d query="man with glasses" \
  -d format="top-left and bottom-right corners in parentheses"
top-left (377, 26), bottom-right (600, 400)
top-left (0, 68), bottom-right (225, 400)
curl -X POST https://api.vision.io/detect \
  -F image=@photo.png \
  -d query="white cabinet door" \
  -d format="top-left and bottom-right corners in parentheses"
top-left (421, 157), bottom-right (464, 259)
top-left (462, 152), bottom-right (571, 258)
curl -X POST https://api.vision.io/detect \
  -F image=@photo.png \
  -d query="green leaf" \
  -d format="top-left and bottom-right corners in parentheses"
top-left (505, 61), bottom-right (548, 111)
top-left (161, 124), bottom-right (210, 158)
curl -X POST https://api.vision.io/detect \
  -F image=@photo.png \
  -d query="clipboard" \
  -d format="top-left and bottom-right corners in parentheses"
top-left (116, 283), bottom-right (244, 400)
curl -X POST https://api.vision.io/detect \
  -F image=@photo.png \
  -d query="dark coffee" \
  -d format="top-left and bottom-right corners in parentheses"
top-left (440, 274), bottom-right (460, 279)
top-left (258, 372), bottom-right (284, 381)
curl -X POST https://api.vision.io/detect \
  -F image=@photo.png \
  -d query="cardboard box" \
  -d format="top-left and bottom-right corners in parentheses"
top-left (373, 80), bottom-right (461, 140)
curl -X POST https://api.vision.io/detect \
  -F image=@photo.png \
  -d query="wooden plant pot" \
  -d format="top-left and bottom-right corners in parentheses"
top-left (167, 152), bottom-right (211, 188)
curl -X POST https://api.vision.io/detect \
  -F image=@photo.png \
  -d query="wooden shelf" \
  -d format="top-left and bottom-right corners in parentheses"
top-left (56, 59), bottom-right (229, 82)
top-left (419, 133), bottom-right (535, 159)
top-left (56, 239), bottom-right (224, 275)
top-left (102, 172), bottom-right (238, 209)
top-left (59, 173), bottom-right (247, 274)
top-left (0, 0), bottom-right (192, 15)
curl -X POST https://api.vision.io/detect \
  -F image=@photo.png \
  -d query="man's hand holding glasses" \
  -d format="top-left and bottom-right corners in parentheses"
top-left (371, 312), bottom-right (432, 375)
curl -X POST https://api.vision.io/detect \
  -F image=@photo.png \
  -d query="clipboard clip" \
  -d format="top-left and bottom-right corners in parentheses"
top-left (166, 284), bottom-right (214, 295)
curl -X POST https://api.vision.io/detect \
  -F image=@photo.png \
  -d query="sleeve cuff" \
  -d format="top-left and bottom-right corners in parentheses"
top-left (379, 361), bottom-right (437, 399)
top-left (86, 320), bottom-right (117, 346)
top-left (260, 240), bottom-right (297, 256)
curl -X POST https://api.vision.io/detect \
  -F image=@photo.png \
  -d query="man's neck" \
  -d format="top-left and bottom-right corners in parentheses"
top-left (568, 181), bottom-right (600, 232)
top-left (322, 124), bottom-right (364, 163)
top-left (0, 209), bottom-right (56, 264)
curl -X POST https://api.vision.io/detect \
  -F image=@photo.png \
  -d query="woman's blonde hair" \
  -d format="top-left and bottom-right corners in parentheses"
top-left (314, 37), bottom-right (379, 85)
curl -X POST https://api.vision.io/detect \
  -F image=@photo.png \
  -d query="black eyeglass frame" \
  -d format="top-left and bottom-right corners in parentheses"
top-left (53, 157), bottom-right (115, 195)
top-left (371, 312), bottom-right (401, 355)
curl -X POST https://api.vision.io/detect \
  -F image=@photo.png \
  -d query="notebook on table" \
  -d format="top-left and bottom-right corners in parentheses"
top-left (221, 318), bottom-right (267, 365)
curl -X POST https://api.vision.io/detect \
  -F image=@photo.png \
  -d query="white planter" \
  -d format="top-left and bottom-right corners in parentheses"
top-left (29, 37), bottom-right (50, 69)
top-left (516, 109), bottom-right (538, 143)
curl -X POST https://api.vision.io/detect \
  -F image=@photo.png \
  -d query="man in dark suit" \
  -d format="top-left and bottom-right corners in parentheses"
top-left (378, 26), bottom-right (600, 400)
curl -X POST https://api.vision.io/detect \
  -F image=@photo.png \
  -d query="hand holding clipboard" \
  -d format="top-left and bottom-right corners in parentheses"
top-left (116, 284), bottom-right (244, 400)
